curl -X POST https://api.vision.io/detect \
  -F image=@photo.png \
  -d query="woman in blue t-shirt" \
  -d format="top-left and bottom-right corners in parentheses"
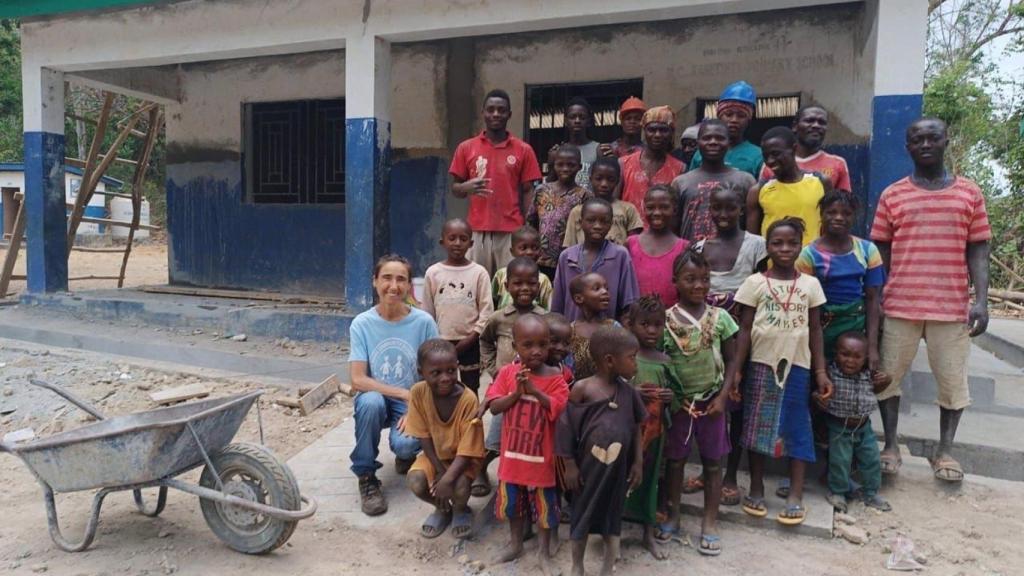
top-left (349, 254), bottom-right (439, 517)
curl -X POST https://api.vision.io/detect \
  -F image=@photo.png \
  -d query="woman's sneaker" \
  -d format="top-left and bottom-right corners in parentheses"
top-left (359, 474), bottom-right (388, 516)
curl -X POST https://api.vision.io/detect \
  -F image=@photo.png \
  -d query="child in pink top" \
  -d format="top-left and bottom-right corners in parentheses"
top-left (626, 185), bottom-right (689, 307)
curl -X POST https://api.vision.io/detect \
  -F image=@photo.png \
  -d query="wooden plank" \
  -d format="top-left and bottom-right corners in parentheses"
top-left (79, 216), bottom-right (161, 231)
top-left (150, 384), bottom-right (210, 405)
top-left (0, 201), bottom-right (26, 297)
top-left (65, 111), bottom-right (148, 139)
top-left (298, 374), bottom-right (340, 416)
top-left (71, 246), bottom-right (126, 253)
top-left (68, 275), bottom-right (122, 281)
top-left (138, 284), bottom-right (345, 306)
top-left (120, 107), bottom-right (162, 288)
top-left (66, 93), bottom-right (114, 250)
top-left (273, 396), bottom-right (302, 409)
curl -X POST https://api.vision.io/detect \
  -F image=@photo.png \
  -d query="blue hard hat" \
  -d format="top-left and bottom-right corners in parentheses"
top-left (719, 81), bottom-right (757, 106)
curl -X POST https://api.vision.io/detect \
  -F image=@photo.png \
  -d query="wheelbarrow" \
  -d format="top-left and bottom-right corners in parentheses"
top-left (0, 379), bottom-right (316, 554)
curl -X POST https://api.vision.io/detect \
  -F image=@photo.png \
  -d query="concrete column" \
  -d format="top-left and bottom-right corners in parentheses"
top-left (866, 0), bottom-right (928, 222)
top-left (344, 35), bottom-right (391, 311)
top-left (22, 66), bottom-right (67, 293)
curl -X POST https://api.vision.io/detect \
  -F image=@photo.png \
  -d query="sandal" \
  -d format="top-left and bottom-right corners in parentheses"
top-left (742, 495), bottom-right (768, 518)
top-left (682, 476), bottom-right (704, 494)
top-left (775, 478), bottom-right (791, 499)
top-left (420, 509), bottom-right (452, 539)
top-left (721, 485), bottom-right (741, 506)
top-left (451, 509), bottom-right (474, 539)
top-left (862, 494), bottom-right (892, 512)
top-left (777, 504), bottom-right (806, 526)
top-left (655, 521), bottom-right (680, 543)
top-left (880, 450), bottom-right (902, 476)
top-left (698, 533), bottom-right (722, 557)
top-left (930, 455), bottom-right (964, 483)
top-left (826, 492), bottom-right (848, 514)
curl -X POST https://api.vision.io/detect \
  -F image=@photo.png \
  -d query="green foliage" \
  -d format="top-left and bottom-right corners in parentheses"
top-left (0, 19), bottom-right (20, 161)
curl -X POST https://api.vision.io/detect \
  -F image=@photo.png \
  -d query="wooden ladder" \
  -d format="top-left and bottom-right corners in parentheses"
top-left (0, 93), bottom-right (163, 297)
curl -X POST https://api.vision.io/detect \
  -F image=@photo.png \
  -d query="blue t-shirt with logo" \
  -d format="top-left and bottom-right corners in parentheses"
top-left (348, 307), bottom-right (439, 390)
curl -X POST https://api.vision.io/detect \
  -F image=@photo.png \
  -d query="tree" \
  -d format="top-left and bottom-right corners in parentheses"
top-left (0, 19), bottom-right (22, 161)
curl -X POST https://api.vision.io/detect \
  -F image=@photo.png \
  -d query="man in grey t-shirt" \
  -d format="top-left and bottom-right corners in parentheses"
top-left (671, 119), bottom-right (756, 243)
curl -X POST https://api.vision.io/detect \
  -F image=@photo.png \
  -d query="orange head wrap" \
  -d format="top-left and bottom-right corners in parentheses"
top-left (642, 105), bottom-right (676, 129)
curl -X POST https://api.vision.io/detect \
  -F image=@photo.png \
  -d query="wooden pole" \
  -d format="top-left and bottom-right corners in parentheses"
top-left (0, 197), bottom-right (26, 297)
top-left (118, 107), bottom-right (161, 288)
top-left (66, 93), bottom-right (114, 251)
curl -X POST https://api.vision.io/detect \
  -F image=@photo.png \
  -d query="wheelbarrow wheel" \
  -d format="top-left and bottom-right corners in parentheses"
top-left (198, 443), bottom-right (300, 554)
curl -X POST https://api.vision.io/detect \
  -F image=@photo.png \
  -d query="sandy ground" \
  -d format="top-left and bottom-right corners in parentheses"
top-left (1, 338), bottom-right (1023, 576)
top-left (3, 239), bottom-right (169, 296)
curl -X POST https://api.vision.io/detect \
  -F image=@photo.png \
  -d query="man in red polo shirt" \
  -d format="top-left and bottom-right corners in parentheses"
top-left (450, 89), bottom-right (542, 275)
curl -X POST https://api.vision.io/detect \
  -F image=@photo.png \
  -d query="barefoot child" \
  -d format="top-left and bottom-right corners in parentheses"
top-left (659, 248), bottom-right (739, 555)
top-left (422, 218), bottom-right (494, 395)
top-left (568, 273), bottom-right (618, 381)
top-left (733, 218), bottom-right (832, 526)
top-left (626, 185), bottom-right (689, 307)
top-left (622, 296), bottom-right (676, 560)
top-left (816, 331), bottom-right (892, 513)
top-left (563, 156), bottom-right (644, 247)
top-left (487, 314), bottom-right (569, 574)
top-left (529, 145), bottom-right (587, 279)
top-left (477, 256), bottom-right (546, 497)
top-left (405, 340), bottom-right (487, 539)
top-left (491, 226), bottom-right (554, 310)
top-left (553, 197), bottom-right (640, 321)
top-left (557, 325), bottom-right (647, 576)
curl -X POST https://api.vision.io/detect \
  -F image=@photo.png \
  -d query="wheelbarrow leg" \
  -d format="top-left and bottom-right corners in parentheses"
top-left (42, 484), bottom-right (113, 552)
top-left (133, 487), bottom-right (168, 517)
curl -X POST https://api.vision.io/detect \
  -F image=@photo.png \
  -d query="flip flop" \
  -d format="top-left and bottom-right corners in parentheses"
top-left (420, 509), bottom-right (452, 539)
top-left (682, 476), bottom-right (704, 494)
top-left (742, 495), bottom-right (767, 518)
top-left (451, 509), bottom-right (474, 539)
top-left (721, 485), bottom-right (741, 506)
top-left (880, 450), bottom-right (902, 476)
top-left (862, 494), bottom-right (892, 512)
top-left (698, 533), bottom-right (722, 557)
top-left (655, 521), bottom-right (680, 543)
top-left (775, 478), bottom-right (791, 499)
top-left (777, 504), bottom-right (806, 526)
top-left (930, 455), bottom-right (964, 483)
top-left (470, 475), bottom-right (492, 498)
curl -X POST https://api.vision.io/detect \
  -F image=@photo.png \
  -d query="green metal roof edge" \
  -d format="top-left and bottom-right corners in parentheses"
top-left (0, 0), bottom-right (163, 19)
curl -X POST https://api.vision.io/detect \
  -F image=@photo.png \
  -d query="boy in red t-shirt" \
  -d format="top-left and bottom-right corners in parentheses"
top-left (486, 314), bottom-right (569, 575)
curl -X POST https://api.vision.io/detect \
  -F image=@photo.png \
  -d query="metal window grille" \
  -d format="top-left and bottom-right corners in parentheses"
top-left (244, 99), bottom-right (346, 205)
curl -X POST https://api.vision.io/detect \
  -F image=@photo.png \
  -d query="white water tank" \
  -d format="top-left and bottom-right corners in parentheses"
top-left (109, 197), bottom-right (150, 240)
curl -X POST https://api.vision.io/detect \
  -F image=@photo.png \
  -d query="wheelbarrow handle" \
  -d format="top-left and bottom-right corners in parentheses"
top-left (29, 379), bottom-right (107, 421)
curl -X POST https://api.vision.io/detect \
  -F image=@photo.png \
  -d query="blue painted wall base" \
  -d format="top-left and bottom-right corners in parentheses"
top-left (344, 118), bottom-right (390, 310)
top-left (24, 131), bottom-right (68, 293)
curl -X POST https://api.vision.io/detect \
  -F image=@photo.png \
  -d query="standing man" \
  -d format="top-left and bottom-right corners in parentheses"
top-left (600, 96), bottom-right (646, 158)
top-left (870, 117), bottom-right (991, 483)
top-left (761, 105), bottom-right (852, 193)
top-left (690, 81), bottom-right (763, 179)
top-left (672, 119), bottom-right (755, 242)
top-left (619, 105), bottom-right (685, 221)
top-left (671, 124), bottom-right (700, 165)
top-left (451, 89), bottom-right (542, 275)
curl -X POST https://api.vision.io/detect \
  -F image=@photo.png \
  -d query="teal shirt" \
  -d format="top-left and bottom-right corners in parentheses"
top-left (689, 140), bottom-right (764, 179)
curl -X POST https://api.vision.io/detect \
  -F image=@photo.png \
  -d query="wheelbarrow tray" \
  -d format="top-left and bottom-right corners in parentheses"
top-left (10, 391), bottom-right (261, 493)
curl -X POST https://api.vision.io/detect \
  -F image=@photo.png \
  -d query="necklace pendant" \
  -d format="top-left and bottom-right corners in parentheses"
top-left (609, 401), bottom-right (619, 410)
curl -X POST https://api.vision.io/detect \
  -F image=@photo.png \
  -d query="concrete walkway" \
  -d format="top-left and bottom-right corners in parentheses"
top-left (978, 318), bottom-right (1024, 369)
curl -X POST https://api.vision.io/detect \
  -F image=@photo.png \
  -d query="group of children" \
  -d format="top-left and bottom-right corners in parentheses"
top-left (403, 118), bottom-right (893, 575)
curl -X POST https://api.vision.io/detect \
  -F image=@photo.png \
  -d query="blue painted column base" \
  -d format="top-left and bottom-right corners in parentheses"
top-left (867, 95), bottom-right (922, 227)
top-left (344, 118), bottom-right (391, 310)
top-left (24, 131), bottom-right (68, 293)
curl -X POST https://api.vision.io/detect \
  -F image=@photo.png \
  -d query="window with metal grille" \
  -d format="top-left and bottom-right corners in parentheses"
top-left (524, 79), bottom-right (644, 171)
top-left (696, 94), bottom-right (801, 145)
top-left (244, 99), bottom-right (346, 204)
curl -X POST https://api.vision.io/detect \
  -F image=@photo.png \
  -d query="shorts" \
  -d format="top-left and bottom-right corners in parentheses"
top-left (469, 231), bottom-right (513, 276)
top-left (495, 481), bottom-right (560, 530)
top-left (665, 396), bottom-right (730, 461)
top-left (409, 454), bottom-right (481, 486)
top-left (878, 317), bottom-right (971, 410)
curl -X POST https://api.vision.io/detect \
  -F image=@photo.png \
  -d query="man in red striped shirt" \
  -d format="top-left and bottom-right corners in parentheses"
top-left (870, 117), bottom-right (991, 484)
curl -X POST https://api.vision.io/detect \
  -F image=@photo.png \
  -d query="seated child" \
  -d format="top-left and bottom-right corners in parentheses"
top-left (405, 339), bottom-right (487, 540)
top-left (528, 144), bottom-right (587, 280)
top-left (487, 314), bottom-right (569, 575)
top-left (568, 273), bottom-right (618, 381)
top-left (622, 296), bottom-right (676, 560)
top-left (660, 248), bottom-right (739, 556)
top-left (421, 218), bottom-right (493, 395)
top-left (557, 325), bottom-right (648, 576)
top-left (477, 256), bottom-right (546, 497)
top-left (553, 197), bottom-right (640, 321)
top-left (492, 226), bottom-right (554, 310)
top-left (563, 156), bottom-right (644, 247)
top-left (817, 331), bottom-right (892, 513)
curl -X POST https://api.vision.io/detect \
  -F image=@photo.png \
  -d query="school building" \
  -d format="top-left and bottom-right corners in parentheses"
top-left (8, 0), bottom-right (928, 310)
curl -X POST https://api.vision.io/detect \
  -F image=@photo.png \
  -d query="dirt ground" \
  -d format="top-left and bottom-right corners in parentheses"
top-left (4, 239), bottom-right (169, 296)
top-left (1, 338), bottom-right (1023, 576)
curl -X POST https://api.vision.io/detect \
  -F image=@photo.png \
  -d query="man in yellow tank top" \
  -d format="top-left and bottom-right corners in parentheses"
top-left (746, 126), bottom-right (831, 244)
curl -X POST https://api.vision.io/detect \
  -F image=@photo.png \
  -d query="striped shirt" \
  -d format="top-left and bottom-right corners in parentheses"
top-left (870, 176), bottom-right (991, 322)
